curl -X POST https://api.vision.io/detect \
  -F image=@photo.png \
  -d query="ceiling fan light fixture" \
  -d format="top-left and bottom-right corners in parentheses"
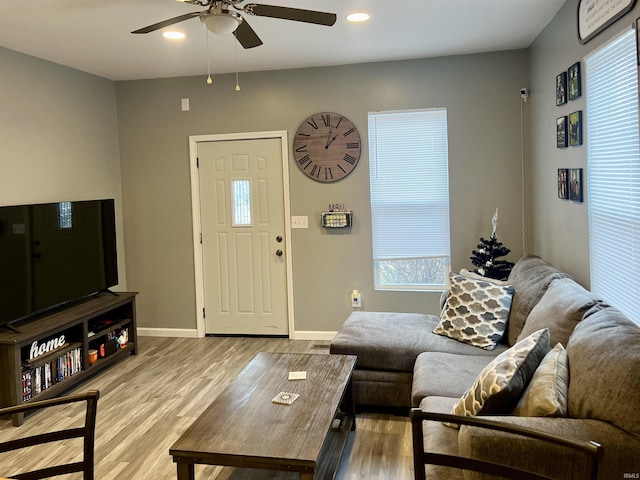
top-left (201, 11), bottom-right (242, 35)
top-left (162, 31), bottom-right (186, 39)
top-left (346, 12), bottom-right (370, 23)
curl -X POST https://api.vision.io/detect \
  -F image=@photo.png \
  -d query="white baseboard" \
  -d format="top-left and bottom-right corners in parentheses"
top-left (289, 330), bottom-right (338, 341)
top-left (137, 327), bottom-right (336, 341)
top-left (137, 327), bottom-right (198, 338)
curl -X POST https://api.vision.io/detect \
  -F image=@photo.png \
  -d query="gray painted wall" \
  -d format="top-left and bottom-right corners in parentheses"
top-left (116, 50), bottom-right (529, 333)
top-left (528, 0), bottom-right (640, 287)
top-left (0, 47), bottom-right (127, 291)
top-left (3, 0), bottom-right (638, 335)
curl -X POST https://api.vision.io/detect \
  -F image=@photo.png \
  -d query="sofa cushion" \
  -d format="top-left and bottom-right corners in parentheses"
top-left (512, 343), bottom-right (568, 417)
top-left (506, 255), bottom-right (570, 346)
top-left (412, 352), bottom-right (496, 407)
top-left (351, 369), bottom-right (413, 408)
top-left (330, 311), bottom-right (502, 373)
top-left (567, 305), bottom-right (640, 436)
top-left (517, 278), bottom-right (600, 347)
top-left (434, 272), bottom-right (514, 350)
top-left (450, 328), bottom-right (550, 418)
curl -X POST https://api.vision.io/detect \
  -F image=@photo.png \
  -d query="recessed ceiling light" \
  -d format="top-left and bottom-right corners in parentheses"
top-left (346, 12), bottom-right (370, 23)
top-left (163, 31), bottom-right (186, 40)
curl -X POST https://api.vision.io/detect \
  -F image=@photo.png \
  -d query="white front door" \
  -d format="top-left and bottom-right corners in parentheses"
top-left (197, 137), bottom-right (288, 335)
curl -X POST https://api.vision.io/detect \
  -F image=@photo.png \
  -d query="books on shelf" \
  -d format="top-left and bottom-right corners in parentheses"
top-left (21, 347), bottom-right (82, 402)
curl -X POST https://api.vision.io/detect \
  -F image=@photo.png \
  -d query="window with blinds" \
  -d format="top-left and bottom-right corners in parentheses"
top-left (368, 108), bottom-right (451, 290)
top-left (585, 28), bottom-right (640, 324)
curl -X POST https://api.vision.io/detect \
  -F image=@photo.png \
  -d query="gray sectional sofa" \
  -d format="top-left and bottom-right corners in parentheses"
top-left (330, 255), bottom-right (640, 479)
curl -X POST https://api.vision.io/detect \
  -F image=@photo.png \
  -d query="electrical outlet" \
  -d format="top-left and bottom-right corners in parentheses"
top-left (351, 290), bottom-right (362, 308)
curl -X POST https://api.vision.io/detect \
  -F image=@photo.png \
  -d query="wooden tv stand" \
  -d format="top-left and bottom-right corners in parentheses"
top-left (0, 291), bottom-right (138, 426)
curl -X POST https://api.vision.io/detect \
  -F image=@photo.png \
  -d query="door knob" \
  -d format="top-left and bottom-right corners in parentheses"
top-left (275, 250), bottom-right (283, 257)
top-left (276, 236), bottom-right (283, 243)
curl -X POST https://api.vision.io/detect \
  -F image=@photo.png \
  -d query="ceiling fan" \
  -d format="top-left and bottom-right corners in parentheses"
top-left (131, 0), bottom-right (337, 49)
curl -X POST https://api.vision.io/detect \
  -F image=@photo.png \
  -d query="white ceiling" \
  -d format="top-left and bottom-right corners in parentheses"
top-left (0, 0), bottom-right (566, 81)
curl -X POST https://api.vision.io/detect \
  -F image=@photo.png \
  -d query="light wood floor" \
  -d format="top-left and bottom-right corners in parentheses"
top-left (0, 336), bottom-right (413, 479)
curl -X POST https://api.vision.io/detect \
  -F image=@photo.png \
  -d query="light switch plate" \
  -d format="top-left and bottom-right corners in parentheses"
top-left (291, 216), bottom-right (308, 229)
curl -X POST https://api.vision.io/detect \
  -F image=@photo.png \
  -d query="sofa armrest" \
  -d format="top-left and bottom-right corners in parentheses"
top-left (458, 415), bottom-right (640, 480)
top-left (410, 408), bottom-right (601, 480)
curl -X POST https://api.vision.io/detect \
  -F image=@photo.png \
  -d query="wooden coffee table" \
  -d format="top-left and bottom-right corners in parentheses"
top-left (169, 352), bottom-right (357, 479)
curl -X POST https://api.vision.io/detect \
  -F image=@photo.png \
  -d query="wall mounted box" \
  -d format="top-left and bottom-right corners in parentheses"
top-left (321, 210), bottom-right (353, 228)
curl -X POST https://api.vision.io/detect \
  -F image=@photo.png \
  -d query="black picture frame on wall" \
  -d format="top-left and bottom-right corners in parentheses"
top-left (558, 169), bottom-right (569, 199)
top-left (568, 62), bottom-right (582, 100)
top-left (556, 72), bottom-right (567, 106)
top-left (569, 111), bottom-right (583, 146)
top-left (569, 168), bottom-right (583, 202)
top-left (557, 116), bottom-right (568, 148)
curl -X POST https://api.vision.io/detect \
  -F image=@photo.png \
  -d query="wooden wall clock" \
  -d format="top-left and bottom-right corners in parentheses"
top-left (293, 112), bottom-right (362, 183)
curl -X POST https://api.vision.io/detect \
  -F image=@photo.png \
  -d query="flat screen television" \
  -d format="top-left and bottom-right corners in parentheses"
top-left (0, 199), bottom-right (118, 329)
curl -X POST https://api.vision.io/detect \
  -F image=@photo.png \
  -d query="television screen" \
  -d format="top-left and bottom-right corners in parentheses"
top-left (0, 199), bottom-right (118, 327)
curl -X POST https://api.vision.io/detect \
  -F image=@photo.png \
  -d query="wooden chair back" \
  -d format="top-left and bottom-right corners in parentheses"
top-left (0, 390), bottom-right (99, 480)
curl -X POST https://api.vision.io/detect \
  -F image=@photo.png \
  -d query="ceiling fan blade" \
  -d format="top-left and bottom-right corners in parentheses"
top-left (131, 12), bottom-right (201, 34)
top-left (235, 19), bottom-right (263, 49)
top-left (247, 5), bottom-right (336, 26)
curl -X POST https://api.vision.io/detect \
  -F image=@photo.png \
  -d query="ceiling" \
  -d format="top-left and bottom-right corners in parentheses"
top-left (0, 0), bottom-right (567, 81)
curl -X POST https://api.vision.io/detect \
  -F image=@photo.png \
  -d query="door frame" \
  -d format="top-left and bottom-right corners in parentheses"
top-left (188, 131), bottom-right (294, 338)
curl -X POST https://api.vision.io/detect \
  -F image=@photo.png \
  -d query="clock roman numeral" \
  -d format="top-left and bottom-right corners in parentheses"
top-left (344, 154), bottom-right (357, 165)
top-left (338, 165), bottom-right (347, 174)
top-left (343, 127), bottom-right (356, 137)
top-left (311, 164), bottom-right (321, 178)
top-left (295, 145), bottom-right (308, 152)
top-left (335, 117), bottom-right (343, 128)
top-left (322, 114), bottom-right (331, 127)
top-left (325, 167), bottom-right (333, 180)
top-left (296, 133), bottom-right (311, 138)
top-left (298, 155), bottom-right (311, 167)
top-left (347, 142), bottom-right (359, 149)
top-left (307, 118), bottom-right (318, 129)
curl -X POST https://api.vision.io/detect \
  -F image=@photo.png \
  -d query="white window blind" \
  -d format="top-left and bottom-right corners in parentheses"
top-left (369, 108), bottom-right (451, 290)
top-left (585, 28), bottom-right (640, 324)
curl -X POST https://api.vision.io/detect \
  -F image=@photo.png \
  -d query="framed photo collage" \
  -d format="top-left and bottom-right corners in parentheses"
top-left (556, 61), bottom-right (584, 203)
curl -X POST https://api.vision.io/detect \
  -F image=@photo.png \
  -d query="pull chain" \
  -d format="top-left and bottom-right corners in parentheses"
top-left (234, 31), bottom-right (241, 91)
top-left (206, 28), bottom-right (212, 85)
